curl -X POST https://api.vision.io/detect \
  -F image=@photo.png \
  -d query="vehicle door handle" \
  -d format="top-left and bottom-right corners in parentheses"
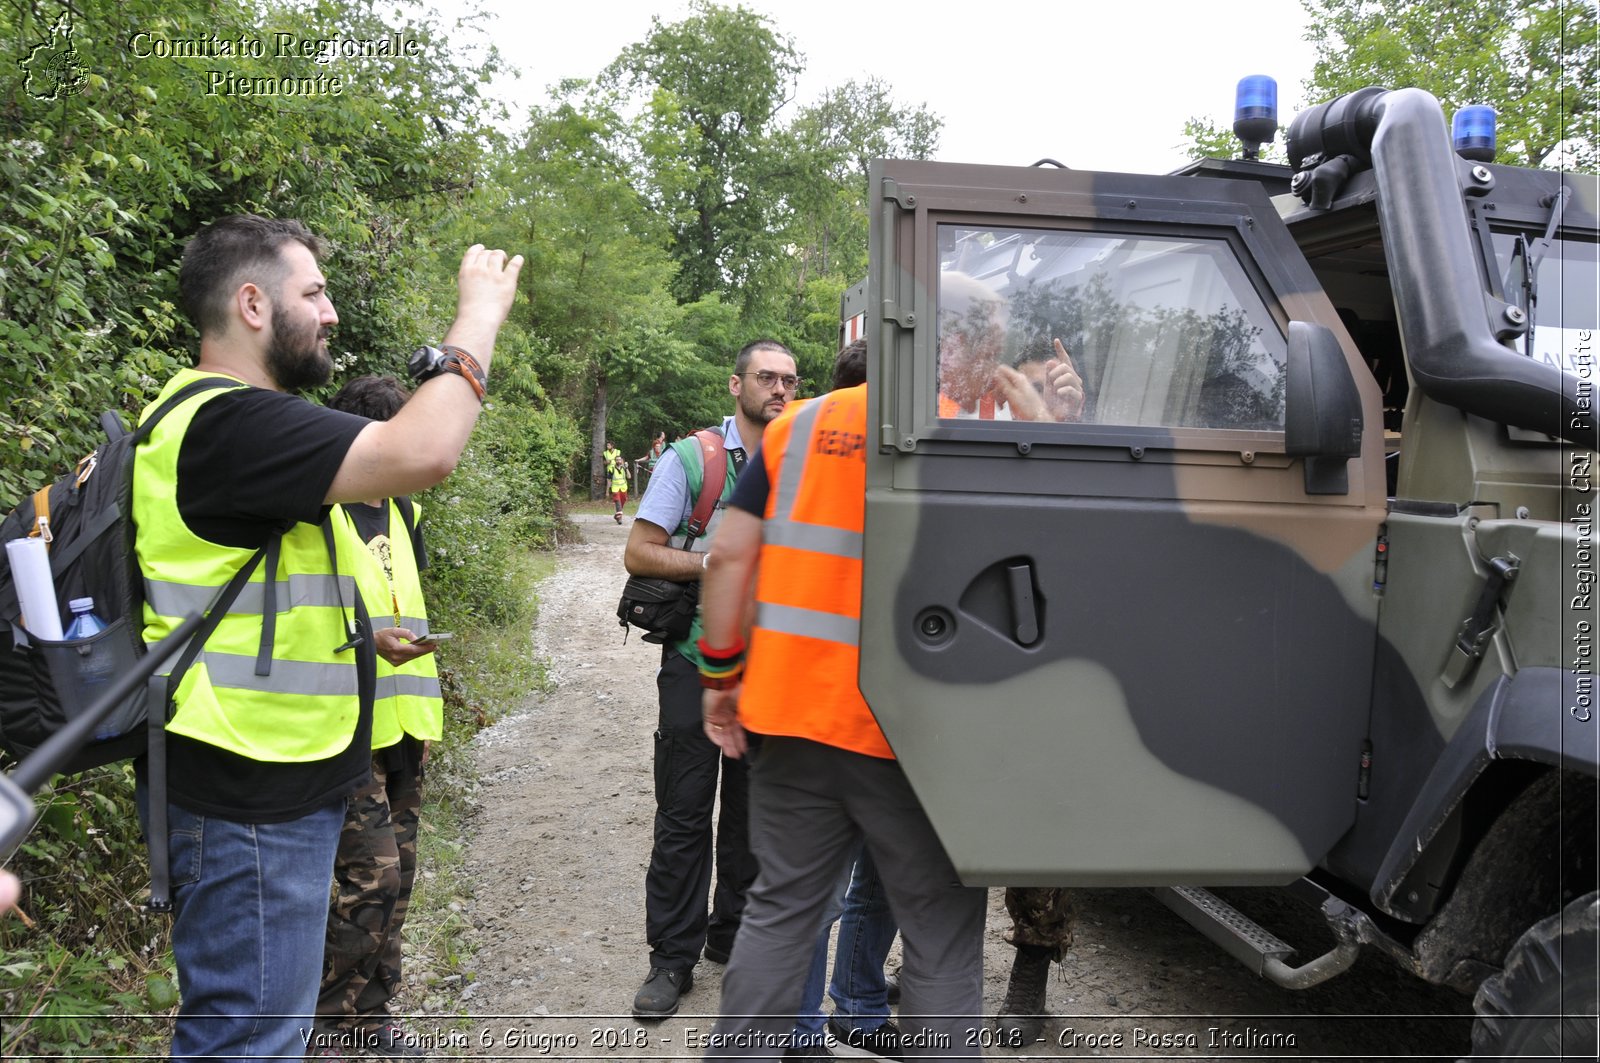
top-left (1007, 562), bottom-right (1040, 646)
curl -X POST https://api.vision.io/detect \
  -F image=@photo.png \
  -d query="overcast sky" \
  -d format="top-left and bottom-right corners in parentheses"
top-left (433, 0), bottom-right (1321, 175)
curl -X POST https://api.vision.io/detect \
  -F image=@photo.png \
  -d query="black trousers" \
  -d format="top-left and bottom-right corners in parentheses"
top-left (645, 650), bottom-right (757, 971)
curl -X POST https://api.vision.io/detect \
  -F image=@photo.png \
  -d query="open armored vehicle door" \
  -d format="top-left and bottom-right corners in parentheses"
top-left (858, 160), bottom-right (1389, 885)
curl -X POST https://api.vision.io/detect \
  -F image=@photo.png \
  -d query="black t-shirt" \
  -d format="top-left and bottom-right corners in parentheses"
top-left (344, 499), bottom-right (429, 574)
top-left (155, 387), bottom-right (376, 823)
top-left (727, 444), bottom-right (770, 516)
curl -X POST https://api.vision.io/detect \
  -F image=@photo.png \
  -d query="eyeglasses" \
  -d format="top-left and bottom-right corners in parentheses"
top-left (740, 371), bottom-right (802, 392)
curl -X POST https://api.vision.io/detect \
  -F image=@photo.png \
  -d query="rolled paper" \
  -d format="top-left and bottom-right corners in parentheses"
top-left (6, 537), bottom-right (64, 640)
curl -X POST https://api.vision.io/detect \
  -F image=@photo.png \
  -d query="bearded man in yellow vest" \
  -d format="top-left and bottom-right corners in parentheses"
top-left (135, 215), bottom-right (520, 1061)
top-left (697, 368), bottom-right (988, 1060)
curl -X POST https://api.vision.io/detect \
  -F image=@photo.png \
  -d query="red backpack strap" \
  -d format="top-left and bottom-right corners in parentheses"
top-left (685, 428), bottom-right (728, 539)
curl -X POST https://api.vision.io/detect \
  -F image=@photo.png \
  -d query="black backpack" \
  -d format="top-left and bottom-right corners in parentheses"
top-left (0, 377), bottom-right (268, 909)
top-left (0, 378), bottom-right (257, 768)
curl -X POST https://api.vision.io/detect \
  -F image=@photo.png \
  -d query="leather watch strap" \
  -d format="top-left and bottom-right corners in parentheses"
top-left (437, 344), bottom-right (487, 401)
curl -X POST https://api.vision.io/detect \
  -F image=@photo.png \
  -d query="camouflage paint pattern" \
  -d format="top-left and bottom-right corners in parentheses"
top-left (317, 746), bottom-right (423, 1030)
top-left (854, 103), bottom-right (1595, 897)
top-left (859, 159), bottom-right (1386, 885)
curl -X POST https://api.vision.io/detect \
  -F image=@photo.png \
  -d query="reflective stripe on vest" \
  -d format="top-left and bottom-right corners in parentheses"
top-left (144, 573), bottom-right (354, 617)
top-left (133, 369), bottom-right (365, 763)
top-left (753, 601), bottom-right (860, 646)
top-left (200, 652), bottom-right (356, 696)
top-left (376, 672), bottom-right (445, 701)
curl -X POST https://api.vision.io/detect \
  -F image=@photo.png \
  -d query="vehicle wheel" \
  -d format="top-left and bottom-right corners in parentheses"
top-left (1471, 892), bottom-right (1598, 1059)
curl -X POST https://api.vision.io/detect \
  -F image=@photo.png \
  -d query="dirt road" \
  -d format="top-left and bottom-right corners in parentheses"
top-left (452, 514), bottom-right (1474, 1061)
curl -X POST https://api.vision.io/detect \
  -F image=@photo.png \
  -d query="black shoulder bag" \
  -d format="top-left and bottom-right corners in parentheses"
top-left (616, 428), bottom-right (736, 644)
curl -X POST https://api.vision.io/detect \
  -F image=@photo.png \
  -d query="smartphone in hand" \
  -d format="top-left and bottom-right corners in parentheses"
top-left (414, 631), bottom-right (453, 644)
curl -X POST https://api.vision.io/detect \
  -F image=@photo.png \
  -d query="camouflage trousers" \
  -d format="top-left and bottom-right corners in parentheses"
top-left (1003, 886), bottom-right (1077, 962)
top-left (316, 743), bottom-right (423, 1031)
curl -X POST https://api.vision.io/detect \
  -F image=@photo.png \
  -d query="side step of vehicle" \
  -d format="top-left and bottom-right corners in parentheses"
top-left (1151, 885), bottom-right (1362, 990)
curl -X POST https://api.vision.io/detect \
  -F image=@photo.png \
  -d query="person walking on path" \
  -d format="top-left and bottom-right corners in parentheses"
top-left (605, 441), bottom-right (630, 523)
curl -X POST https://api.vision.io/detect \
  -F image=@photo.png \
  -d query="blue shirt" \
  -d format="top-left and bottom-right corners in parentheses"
top-left (634, 416), bottom-right (744, 534)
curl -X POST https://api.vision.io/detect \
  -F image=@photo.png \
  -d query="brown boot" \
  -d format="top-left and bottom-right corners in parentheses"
top-left (994, 943), bottom-right (1053, 1044)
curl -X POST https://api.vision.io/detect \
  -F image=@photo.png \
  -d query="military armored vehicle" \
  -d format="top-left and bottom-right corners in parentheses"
top-left (852, 85), bottom-right (1596, 1057)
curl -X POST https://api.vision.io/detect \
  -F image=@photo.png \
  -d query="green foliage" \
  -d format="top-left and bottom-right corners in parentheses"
top-left (1180, 115), bottom-right (1288, 163)
top-left (0, 0), bottom-right (504, 503)
top-left (603, 0), bottom-right (802, 308)
top-left (773, 80), bottom-right (941, 368)
top-left (0, 1), bottom-right (561, 1053)
top-left (502, 89), bottom-right (689, 492)
top-left (507, 7), bottom-right (947, 461)
top-left (1301, 0), bottom-right (1595, 170)
top-left (1179, 1), bottom-right (1595, 172)
top-left (419, 391), bottom-right (582, 628)
top-left (784, 78), bottom-right (942, 276)
top-left (1, 765), bottom-right (176, 1057)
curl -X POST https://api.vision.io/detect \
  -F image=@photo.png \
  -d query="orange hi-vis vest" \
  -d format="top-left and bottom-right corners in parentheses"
top-left (738, 384), bottom-right (891, 759)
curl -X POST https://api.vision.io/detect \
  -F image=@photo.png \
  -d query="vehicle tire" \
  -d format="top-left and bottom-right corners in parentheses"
top-left (1471, 892), bottom-right (1598, 1059)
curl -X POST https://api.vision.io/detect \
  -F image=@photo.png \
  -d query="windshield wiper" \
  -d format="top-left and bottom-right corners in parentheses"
top-left (1511, 187), bottom-right (1572, 356)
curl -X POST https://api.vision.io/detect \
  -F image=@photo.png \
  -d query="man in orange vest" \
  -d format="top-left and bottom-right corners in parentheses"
top-left (698, 362), bottom-right (987, 1060)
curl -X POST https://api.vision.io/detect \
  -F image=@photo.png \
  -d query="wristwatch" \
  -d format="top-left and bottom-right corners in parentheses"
top-left (407, 344), bottom-right (487, 402)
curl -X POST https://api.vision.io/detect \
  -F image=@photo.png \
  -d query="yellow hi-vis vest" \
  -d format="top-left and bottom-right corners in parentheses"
top-left (605, 447), bottom-right (627, 493)
top-left (133, 369), bottom-right (365, 762)
top-left (337, 499), bottom-right (444, 748)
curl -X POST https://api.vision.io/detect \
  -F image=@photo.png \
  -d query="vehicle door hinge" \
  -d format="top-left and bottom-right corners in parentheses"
top-left (1440, 553), bottom-right (1520, 689)
top-left (880, 177), bottom-right (916, 211)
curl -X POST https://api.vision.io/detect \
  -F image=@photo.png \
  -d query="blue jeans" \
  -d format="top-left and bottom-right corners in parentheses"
top-left (151, 796), bottom-right (344, 1060)
top-left (794, 846), bottom-right (898, 1040)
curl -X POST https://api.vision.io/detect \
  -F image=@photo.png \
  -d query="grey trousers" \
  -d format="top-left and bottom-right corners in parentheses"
top-left (708, 737), bottom-right (987, 1060)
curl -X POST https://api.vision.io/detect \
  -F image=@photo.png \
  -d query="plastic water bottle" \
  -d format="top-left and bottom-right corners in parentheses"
top-left (65, 597), bottom-right (118, 736)
top-left (64, 597), bottom-right (108, 641)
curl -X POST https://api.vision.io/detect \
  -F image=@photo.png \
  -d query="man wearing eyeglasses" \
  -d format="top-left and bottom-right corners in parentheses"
top-left (623, 339), bottom-right (801, 1021)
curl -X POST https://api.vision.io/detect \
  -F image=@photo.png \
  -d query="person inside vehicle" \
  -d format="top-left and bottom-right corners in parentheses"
top-left (936, 270), bottom-right (1085, 422)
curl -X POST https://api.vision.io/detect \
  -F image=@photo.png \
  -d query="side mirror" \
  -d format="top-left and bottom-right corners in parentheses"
top-left (1285, 321), bottom-right (1364, 495)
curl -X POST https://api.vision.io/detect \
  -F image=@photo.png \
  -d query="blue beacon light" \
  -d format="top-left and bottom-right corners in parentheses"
top-left (1453, 105), bottom-right (1497, 162)
top-left (1233, 76), bottom-right (1278, 160)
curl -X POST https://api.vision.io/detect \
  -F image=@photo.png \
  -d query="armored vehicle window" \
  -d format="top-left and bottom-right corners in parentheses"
top-left (935, 225), bottom-right (1287, 431)
top-left (1490, 231), bottom-right (1598, 375)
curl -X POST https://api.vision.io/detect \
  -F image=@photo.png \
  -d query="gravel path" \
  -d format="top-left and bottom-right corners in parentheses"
top-left (451, 514), bottom-right (1474, 1061)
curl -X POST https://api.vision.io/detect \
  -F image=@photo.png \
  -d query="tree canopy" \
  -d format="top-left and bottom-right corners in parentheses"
top-left (0, 0), bottom-right (501, 502)
top-left (1183, 0), bottom-right (1596, 170)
